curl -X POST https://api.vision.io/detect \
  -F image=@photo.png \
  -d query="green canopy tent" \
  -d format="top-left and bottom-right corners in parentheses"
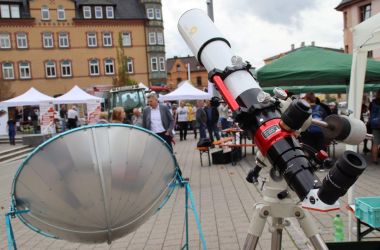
top-left (262, 83), bottom-right (380, 94)
top-left (256, 46), bottom-right (380, 90)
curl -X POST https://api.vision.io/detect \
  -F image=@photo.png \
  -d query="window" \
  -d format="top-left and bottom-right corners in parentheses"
top-left (1, 5), bottom-right (10, 18)
top-left (58, 32), bottom-right (69, 48)
top-left (41, 5), bottom-right (50, 20)
top-left (87, 32), bottom-right (97, 47)
top-left (83, 6), bottom-right (91, 19)
top-left (10, 5), bottom-right (20, 18)
top-left (61, 60), bottom-right (72, 77)
top-left (176, 64), bottom-right (181, 72)
top-left (157, 32), bottom-right (164, 45)
top-left (147, 8), bottom-right (154, 19)
top-left (151, 57), bottom-right (158, 71)
top-left (106, 6), bottom-right (114, 19)
top-left (43, 32), bottom-right (54, 48)
top-left (0, 33), bottom-right (11, 49)
top-left (95, 6), bottom-right (103, 19)
top-left (89, 59), bottom-right (99, 75)
top-left (196, 76), bottom-right (202, 86)
top-left (103, 32), bottom-right (112, 47)
top-left (122, 32), bottom-right (131, 46)
top-left (177, 77), bottom-right (182, 84)
top-left (16, 33), bottom-right (28, 49)
top-left (127, 58), bottom-right (134, 73)
top-left (2, 63), bottom-right (14, 80)
top-left (159, 57), bottom-right (165, 71)
top-left (148, 32), bottom-right (156, 45)
top-left (45, 61), bottom-right (56, 78)
top-left (155, 9), bottom-right (161, 20)
top-left (57, 6), bottom-right (65, 20)
top-left (360, 4), bottom-right (371, 22)
top-left (104, 59), bottom-right (114, 75)
top-left (19, 61), bottom-right (31, 79)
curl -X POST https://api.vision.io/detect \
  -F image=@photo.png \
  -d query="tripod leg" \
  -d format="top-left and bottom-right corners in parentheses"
top-left (271, 218), bottom-right (283, 250)
top-left (296, 208), bottom-right (328, 250)
top-left (243, 204), bottom-right (268, 250)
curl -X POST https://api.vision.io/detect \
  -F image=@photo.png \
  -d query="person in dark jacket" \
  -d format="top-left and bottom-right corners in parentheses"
top-left (142, 92), bottom-right (174, 149)
top-left (204, 100), bottom-right (220, 142)
top-left (7, 118), bottom-right (16, 145)
top-left (369, 90), bottom-right (380, 164)
top-left (195, 100), bottom-right (207, 139)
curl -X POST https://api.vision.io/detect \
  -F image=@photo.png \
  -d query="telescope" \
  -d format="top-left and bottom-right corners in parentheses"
top-left (178, 9), bottom-right (367, 250)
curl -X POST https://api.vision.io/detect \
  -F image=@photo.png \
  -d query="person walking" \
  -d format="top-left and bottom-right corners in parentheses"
top-left (142, 92), bottom-right (174, 148)
top-left (369, 90), bottom-right (380, 164)
top-left (196, 100), bottom-right (207, 139)
top-left (7, 117), bottom-right (16, 145)
top-left (67, 106), bottom-right (78, 130)
top-left (176, 101), bottom-right (189, 141)
top-left (59, 105), bottom-right (67, 132)
top-left (187, 103), bottom-right (197, 139)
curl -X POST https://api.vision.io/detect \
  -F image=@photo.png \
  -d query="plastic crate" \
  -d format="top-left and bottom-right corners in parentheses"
top-left (355, 197), bottom-right (380, 228)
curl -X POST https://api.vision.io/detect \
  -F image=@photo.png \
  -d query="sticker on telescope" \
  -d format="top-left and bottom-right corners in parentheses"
top-left (262, 125), bottom-right (281, 139)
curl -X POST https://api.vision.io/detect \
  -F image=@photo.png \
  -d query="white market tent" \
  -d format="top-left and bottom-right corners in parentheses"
top-left (54, 85), bottom-right (104, 104)
top-left (138, 82), bottom-right (149, 91)
top-left (159, 81), bottom-right (211, 101)
top-left (346, 12), bottom-right (380, 241)
top-left (0, 87), bottom-right (55, 135)
top-left (1, 87), bottom-right (54, 106)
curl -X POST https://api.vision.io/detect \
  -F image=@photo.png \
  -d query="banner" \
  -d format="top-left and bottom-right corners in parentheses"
top-left (87, 101), bottom-right (101, 124)
top-left (40, 101), bottom-right (56, 134)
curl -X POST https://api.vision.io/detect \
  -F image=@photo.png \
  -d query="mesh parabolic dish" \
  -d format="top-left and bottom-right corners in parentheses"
top-left (12, 124), bottom-right (178, 243)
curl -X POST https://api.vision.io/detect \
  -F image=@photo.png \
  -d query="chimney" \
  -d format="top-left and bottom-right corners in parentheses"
top-left (301, 42), bottom-right (305, 47)
top-left (311, 41), bottom-right (315, 46)
top-left (291, 44), bottom-right (295, 50)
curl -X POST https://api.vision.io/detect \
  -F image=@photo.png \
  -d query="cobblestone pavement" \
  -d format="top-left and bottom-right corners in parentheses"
top-left (1, 135), bottom-right (380, 250)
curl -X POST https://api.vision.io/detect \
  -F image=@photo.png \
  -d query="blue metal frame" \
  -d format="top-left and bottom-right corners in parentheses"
top-left (7, 124), bottom-right (207, 249)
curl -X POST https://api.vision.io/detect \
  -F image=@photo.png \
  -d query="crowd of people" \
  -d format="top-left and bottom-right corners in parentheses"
top-left (6, 90), bottom-right (380, 165)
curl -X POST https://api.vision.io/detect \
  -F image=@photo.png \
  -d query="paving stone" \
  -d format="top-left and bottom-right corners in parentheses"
top-left (1, 139), bottom-right (379, 249)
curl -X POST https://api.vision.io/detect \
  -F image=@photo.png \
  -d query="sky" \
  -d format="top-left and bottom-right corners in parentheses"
top-left (162, 0), bottom-right (343, 68)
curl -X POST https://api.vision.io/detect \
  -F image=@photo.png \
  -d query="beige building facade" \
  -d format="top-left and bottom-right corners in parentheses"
top-left (166, 56), bottom-right (209, 90)
top-left (336, 0), bottom-right (380, 60)
top-left (0, 0), bottom-right (166, 98)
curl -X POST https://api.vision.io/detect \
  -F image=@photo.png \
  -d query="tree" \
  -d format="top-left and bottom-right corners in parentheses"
top-left (0, 79), bottom-right (14, 101)
top-left (113, 33), bottom-right (137, 87)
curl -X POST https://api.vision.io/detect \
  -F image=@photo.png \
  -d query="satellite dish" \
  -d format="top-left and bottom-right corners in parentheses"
top-left (12, 124), bottom-right (178, 244)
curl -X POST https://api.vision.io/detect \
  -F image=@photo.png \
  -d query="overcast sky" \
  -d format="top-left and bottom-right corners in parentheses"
top-left (162, 0), bottom-right (343, 68)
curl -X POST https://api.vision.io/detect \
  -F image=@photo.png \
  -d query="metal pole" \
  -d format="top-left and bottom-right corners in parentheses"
top-left (185, 182), bottom-right (189, 250)
top-left (187, 63), bottom-right (191, 81)
top-left (206, 0), bottom-right (214, 21)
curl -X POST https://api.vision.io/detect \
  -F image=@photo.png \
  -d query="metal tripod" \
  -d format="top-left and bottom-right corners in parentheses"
top-left (242, 175), bottom-right (328, 250)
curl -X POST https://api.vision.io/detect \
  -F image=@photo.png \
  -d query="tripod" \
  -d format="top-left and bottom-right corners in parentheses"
top-left (243, 167), bottom-right (328, 250)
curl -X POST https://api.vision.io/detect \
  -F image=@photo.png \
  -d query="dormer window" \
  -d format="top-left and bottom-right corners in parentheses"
top-left (95, 6), bottom-right (103, 19)
top-left (147, 8), bottom-right (154, 19)
top-left (41, 5), bottom-right (50, 20)
top-left (0, 4), bottom-right (19, 18)
top-left (106, 6), bottom-right (114, 19)
top-left (57, 6), bottom-right (65, 20)
top-left (83, 6), bottom-right (91, 19)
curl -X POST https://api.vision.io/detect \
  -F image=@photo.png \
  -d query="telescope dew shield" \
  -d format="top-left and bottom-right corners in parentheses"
top-left (12, 124), bottom-right (178, 243)
top-left (178, 8), bottom-right (260, 100)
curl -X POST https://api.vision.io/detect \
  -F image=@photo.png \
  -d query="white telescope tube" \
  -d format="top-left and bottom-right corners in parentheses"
top-left (178, 9), bottom-right (260, 99)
